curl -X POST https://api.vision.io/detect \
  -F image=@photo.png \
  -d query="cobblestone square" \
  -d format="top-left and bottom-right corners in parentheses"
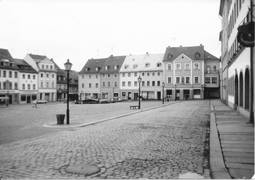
top-left (0, 100), bottom-right (210, 179)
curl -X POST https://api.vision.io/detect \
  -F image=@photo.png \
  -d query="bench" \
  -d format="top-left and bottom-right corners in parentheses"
top-left (130, 105), bottom-right (139, 110)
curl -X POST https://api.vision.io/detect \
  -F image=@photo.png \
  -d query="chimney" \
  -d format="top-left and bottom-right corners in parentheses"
top-left (146, 52), bottom-right (149, 55)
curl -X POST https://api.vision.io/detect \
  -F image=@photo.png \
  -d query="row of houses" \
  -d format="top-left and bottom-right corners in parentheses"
top-left (79, 45), bottom-right (220, 101)
top-left (219, 0), bottom-right (254, 120)
top-left (0, 49), bottom-right (78, 105)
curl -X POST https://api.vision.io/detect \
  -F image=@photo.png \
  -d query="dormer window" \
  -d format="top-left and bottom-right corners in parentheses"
top-left (124, 65), bottom-right (129, 69)
top-left (167, 54), bottom-right (173, 59)
top-left (195, 52), bottom-right (201, 59)
top-left (105, 65), bottom-right (110, 70)
top-left (86, 67), bottom-right (90, 71)
top-left (133, 64), bottom-right (138, 69)
top-left (145, 63), bottom-right (150, 68)
top-left (156, 62), bottom-right (162, 67)
top-left (96, 67), bottom-right (100, 71)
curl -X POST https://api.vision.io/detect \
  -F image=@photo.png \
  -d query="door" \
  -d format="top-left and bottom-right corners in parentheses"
top-left (27, 95), bottom-right (31, 103)
top-left (134, 93), bottom-right (138, 100)
top-left (128, 92), bottom-right (132, 100)
top-left (157, 91), bottom-right (161, 100)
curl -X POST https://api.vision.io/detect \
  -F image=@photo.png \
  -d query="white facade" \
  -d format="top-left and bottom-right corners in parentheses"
top-left (119, 53), bottom-right (164, 100)
top-left (79, 73), bottom-right (101, 100)
top-left (24, 54), bottom-right (57, 102)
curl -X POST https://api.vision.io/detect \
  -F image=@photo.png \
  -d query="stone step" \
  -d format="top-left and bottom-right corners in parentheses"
top-left (222, 143), bottom-right (254, 148)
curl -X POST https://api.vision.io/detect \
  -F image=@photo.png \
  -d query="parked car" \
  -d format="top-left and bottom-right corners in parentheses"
top-left (83, 99), bottom-right (99, 104)
top-left (36, 100), bottom-right (48, 104)
top-left (99, 99), bottom-right (110, 104)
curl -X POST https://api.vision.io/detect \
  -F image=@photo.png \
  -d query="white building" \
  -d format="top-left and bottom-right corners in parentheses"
top-left (119, 53), bottom-right (164, 100)
top-left (13, 58), bottom-right (38, 104)
top-left (219, 0), bottom-right (254, 119)
top-left (24, 54), bottom-right (57, 102)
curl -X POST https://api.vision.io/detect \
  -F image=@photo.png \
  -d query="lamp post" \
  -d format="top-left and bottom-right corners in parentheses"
top-left (138, 76), bottom-right (142, 109)
top-left (64, 59), bottom-right (72, 125)
top-left (162, 82), bottom-right (165, 104)
top-left (174, 84), bottom-right (177, 101)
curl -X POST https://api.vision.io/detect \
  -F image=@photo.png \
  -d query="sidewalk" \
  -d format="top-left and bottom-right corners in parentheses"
top-left (210, 100), bottom-right (254, 179)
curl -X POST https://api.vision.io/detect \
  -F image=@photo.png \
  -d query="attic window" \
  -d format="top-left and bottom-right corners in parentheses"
top-left (86, 67), bottom-right (90, 71)
top-left (195, 52), bottom-right (201, 59)
top-left (168, 54), bottom-right (173, 59)
top-left (145, 63), bottom-right (150, 68)
top-left (96, 67), bottom-right (100, 71)
top-left (114, 65), bottom-right (119, 70)
top-left (133, 64), bottom-right (138, 69)
top-left (105, 65), bottom-right (110, 70)
top-left (156, 62), bottom-right (162, 67)
top-left (124, 65), bottom-right (129, 69)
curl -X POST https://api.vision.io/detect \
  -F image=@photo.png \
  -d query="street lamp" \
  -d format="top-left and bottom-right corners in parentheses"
top-left (174, 84), bottom-right (177, 101)
top-left (138, 76), bottom-right (142, 109)
top-left (64, 59), bottom-right (72, 125)
top-left (162, 82), bottom-right (165, 104)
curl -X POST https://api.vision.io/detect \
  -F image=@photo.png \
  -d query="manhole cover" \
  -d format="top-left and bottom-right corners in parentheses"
top-left (65, 165), bottom-right (100, 176)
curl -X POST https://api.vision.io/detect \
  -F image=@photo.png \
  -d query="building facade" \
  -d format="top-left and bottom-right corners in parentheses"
top-left (13, 59), bottom-right (38, 104)
top-left (0, 49), bottom-right (20, 105)
top-left (162, 45), bottom-right (220, 100)
top-left (57, 69), bottom-right (78, 101)
top-left (79, 55), bottom-right (125, 101)
top-left (119, 53), bottom-right (164, 100)
top-left (219, 0), bottom-right (254, 119)
top-left (24, 54), bottom-right (57, 102)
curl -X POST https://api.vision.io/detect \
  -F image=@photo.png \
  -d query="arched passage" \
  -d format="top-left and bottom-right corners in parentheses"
top-left (235, 74), bottom-right (238, 107)
top-left (245, 68), bottom-right (250, 109)
top-left (239, 72), bottom-right (243, 107)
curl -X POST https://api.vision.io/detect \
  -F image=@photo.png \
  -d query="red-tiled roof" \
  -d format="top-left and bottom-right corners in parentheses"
top-left (13, 58), bottom-right (38, 73)
top-left (79, 55), bottom-right (126, 74)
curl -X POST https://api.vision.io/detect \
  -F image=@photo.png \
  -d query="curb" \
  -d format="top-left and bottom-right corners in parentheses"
top-left (43, 102), bottom-right (177, 129)
top-left (209, 103), bottom-right (231, 179)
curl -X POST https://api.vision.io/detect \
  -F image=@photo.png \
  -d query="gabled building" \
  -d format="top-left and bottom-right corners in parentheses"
top-left (162, 45), bottom-right (220, 100)
top-left (24, 54), bottom-right (57, 102)
top-left (0, 48), bottom-right (20, 105)
top-left (79, 55), bottom-right (125, 101)
top-left (219, 0), bottom-right (254, 119)
top-left (13, 58), bottom-right (38, 104)
top-left (119, 53), bottom-right (164, 100)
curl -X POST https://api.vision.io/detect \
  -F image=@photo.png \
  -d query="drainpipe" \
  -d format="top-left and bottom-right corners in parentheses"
top-left (250, 0), bottom-right (254, 123)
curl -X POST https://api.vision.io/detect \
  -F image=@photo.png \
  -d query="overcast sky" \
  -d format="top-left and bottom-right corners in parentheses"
top-left (0, 0), bottom-right (221, 71)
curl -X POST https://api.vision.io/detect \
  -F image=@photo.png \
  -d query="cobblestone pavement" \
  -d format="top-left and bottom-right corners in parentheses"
top-left (0, 101), bottom-right (166, 144)
top-left (0, 100), bottom-right (210, 179)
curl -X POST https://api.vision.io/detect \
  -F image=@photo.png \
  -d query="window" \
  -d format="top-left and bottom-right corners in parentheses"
top-left (89, 75), bottom-right (91, 79)
top-left (33, 75), bottom-right (36, 79)
top-left (176, 77), bottom-right (180, 84)
top-left (52, 74), bottom-right (54, 78)
top-left (0, 82), bottom-right (1, 89)
top-left (147, 81), bottom-right (150, 86)
top-left (82, 74), bottom-right (84, 79)
top-left (176, 63), bottom-right (181, 70)
top-left (46, 74), bottom-right (49, 78)
top-left (156, 62), bottom-right (162, 67)
top-left (3, 70), bottom-right (6, 77)
top-left (206, 66), bottom-right (211, 73)
top-left (82, 83), bottom-right (84, 88)
top-left (89, 83), bottom-right (92, 88)
top-left (152, 81), bottom-right (155, 86)
top-left (134, 81), bottom-right (138, 87)
top-left (46, 65), bottom-right (48, 69)
top-left (105, 65), bottom-right (109, 70)
top-left (122, 73), bottom-right (125, 77)
top-left (114, 82), bottom-right (117, 87)
top-left (122, 92), bottom-right (126, 97)
top-left (46, 82), bottom-right (49, 88)
top-left (28, 74), bottom-right (30, 79)
top-left (212, 77), bottom-right (217, 84)
top-left (41, 73), bottom-right (43, 78)
top-left (42, 65), bottom-right (44, 69)
top-left (50, 65), bottom-right (53, 70)
top-left (134, 72), bottom-right (137, 77)
top-left (103, 82), bottom-right (105, 87)
top-left (145, 63), bottom-right (150, 67)
top-left (52, 82), bottom-right (54, 88)
top-left (205, 77), bottom-right (210, 83)
top-left (152, 72), bottom-right (155, 76)
top-left (15, 83), bottom-right (18, 90)
top-left (194, 63), bottom-right (199, 70)
top-left (3, 82), bottom-right (6, 89)
top-left (133, 64), bottom-right (138, 69)
top-left (124, 65), bottom-right (129, 69)
top-left (185, 63), bottom-right (190, 70)
top-left (9, 71), bottom-right (12, 78)
top-left (128, 81), bottom-right (131, 87)
top-left (108, 82), bottom-right (110, 87)
top-left (22, 84), bottom-right (25, 90)
top-left (15, 72), bottom-right (18, 78)
top-left (142, 72), bottom-right (145, 76)
top-left (142, 81), bottom-right (145, 86)
top-left (168, 64), bottom-right (172, 70)
top-left (158, 72), bottom-right (160, 76)
top-left (96, 83), bottom-right (98, 88)
top-left (181, 77), bottom-right (185, 83)
top-left (194, 77), bottom-right (199, 84)
top-left (128, 73), bottom-right (131, 77)
top-left (114, 74), bottom-right (117, 78)
top-left (23, 74), bottom-right (25, 79)
top-left (168, 77), bottom-right (171, 84)
top-left (28, 84), bottom-right (31, 90)
top-left (213, 65), bottom-right (217, 72)
top-left (122, 81), bottom-right (125, 87)
top-left (9, 82), bottom-right (12, 90)
top-left (41, 82), bottom-right (43, 88)
top-left (186, 77), bottom-right (190, 84)
top-left (147, 72), bottom-right (150, 76)
top-left (157, 81), bottom-right (160, 86)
